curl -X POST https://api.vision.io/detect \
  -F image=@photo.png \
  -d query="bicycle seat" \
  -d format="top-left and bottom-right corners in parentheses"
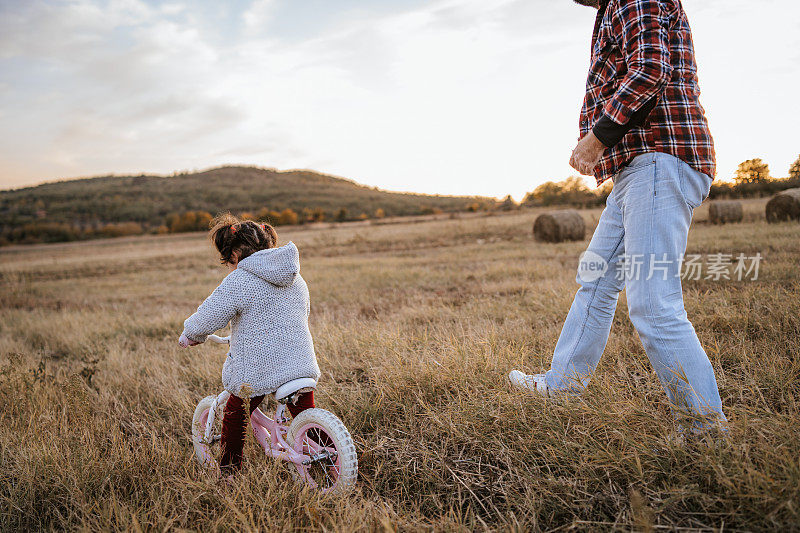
top-left (275, 377), bottom-right (317, 403)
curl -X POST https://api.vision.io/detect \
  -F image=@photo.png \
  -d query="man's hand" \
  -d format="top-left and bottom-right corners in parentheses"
top-left (569, 131), bottom-right (607, 176)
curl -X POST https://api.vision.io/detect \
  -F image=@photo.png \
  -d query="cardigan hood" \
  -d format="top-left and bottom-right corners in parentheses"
top-left (238, 242), bottom-right (299, 287)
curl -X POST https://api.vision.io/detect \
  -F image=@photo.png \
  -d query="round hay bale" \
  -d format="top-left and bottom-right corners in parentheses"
top-left (533, 210), bottom-right (585, 243)
top-left (708, 200), bottom-right (743, 224)
top-left (766, 188), bottom-right (800, 223)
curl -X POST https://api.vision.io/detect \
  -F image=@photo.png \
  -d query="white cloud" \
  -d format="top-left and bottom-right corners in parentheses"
top-left (243, 0), bottom-right (276, 31)
top-left (159, 3), bottom-right (187, 16)
top-left (0, 0), bottom-right (798, 194)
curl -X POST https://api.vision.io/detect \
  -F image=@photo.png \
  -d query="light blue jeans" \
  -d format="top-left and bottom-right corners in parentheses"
top-left (545, 152), bottom-right (726, 431)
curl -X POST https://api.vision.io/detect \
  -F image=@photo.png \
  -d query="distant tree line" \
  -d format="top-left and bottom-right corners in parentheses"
top-left (708, 157), bottom-right (800, 199)
top-left (1, 221), bottom-right (153, 245)
top-left (520, 154), bottom-right (800, 208)
top-left (1, 157), bottom-right (797, 245)
top-left (0, 201), bottom-right (499, 245)
top-left (521, 176), bottom-right (612, 209)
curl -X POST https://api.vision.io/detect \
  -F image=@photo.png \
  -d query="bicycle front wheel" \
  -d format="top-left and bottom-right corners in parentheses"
top-left (192, 395), bottom-right (225, 468)
top-left (288, 408), bottom-right (357, 493)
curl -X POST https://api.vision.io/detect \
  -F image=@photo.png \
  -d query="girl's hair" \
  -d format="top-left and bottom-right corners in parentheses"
top-left (209, 213), bottom-right (278, 264)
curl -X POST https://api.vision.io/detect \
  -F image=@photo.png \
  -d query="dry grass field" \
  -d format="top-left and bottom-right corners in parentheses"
top-left (1, 199), bottom-right (799, 531)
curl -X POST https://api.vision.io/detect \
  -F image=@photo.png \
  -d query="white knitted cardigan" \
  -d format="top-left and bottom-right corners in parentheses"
top-left (182, 242), bottom-right (321, 398)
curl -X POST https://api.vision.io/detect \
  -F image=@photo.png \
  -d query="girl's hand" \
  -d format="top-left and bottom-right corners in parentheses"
top-left (179, 333), bottom-right (201, 347)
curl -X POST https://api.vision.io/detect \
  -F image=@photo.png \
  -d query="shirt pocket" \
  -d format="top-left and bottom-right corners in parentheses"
top-left (588, 36), bottom-right (619, 88)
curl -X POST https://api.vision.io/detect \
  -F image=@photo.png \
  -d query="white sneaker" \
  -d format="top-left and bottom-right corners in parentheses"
top-left (508, 370), bottom-right (548, 397)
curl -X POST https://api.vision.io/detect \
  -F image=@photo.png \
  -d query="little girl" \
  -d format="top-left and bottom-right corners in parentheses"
top-left (179, 214), bottom-right (321, 472)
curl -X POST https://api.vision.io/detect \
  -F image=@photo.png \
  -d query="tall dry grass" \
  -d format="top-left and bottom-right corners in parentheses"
top-left (1, 203), bottom-right (799, 531)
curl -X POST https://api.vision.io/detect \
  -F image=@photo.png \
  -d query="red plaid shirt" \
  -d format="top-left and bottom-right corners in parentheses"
top-left (582, 0), bottom-right (716, 185)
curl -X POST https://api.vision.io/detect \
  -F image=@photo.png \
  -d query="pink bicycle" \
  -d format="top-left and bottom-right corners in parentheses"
top-left (191, 334), bottom-right (358, 493)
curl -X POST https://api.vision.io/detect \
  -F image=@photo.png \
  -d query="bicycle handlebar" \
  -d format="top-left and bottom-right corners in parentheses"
top-left (207, 334), bottom-right (230, 344)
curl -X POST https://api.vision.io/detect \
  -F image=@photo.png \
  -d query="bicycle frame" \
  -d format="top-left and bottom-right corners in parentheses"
top-left (202, 390), bottom-right (319, 467)
top-left (199, 334), bottom-right (334, 489)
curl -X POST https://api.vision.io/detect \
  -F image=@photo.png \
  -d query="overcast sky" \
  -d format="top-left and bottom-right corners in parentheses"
top-left (1, 0), bottom-right (798, 198)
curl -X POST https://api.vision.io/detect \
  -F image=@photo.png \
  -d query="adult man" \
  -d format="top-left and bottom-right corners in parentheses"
top-left (509, 0), bottom-right (726, 432)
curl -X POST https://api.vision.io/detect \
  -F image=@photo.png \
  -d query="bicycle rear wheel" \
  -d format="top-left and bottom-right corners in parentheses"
top-left (288, 408), bottom-right (357, 493)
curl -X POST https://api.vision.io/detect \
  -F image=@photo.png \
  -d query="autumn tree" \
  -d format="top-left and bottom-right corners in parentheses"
top-left (171, 211), bottom-right (196, 232)
top-left (498, 195), bottom-right (518, 211)
top-left (303, 208), bottom-right (325, 222)
top-left (279, 208), bottom-right (299, 225)
top-left (523, 182), bottom-right (560, 207)
top-left (257, 207), bottom-right (281, 225)
top-left (195, 211), bottom-right (212, 229)
top-left (789, 154), bottom-right (800, 181)
top-left (166, 210), bottom-right (212, 232)
top-left (100, 222), bottom-right (143, 238)
top-left (523, 176), bottom-right (597, 207)
top-left (734, 158), bottom-right (770, 184)
top-left (165, 212), bottom-right (180, 231)
top-left (522, 176), bottom-right (610, 208)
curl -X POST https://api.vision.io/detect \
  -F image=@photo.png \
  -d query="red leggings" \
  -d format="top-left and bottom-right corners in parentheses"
top-left (220, 391), bottom-right (314, 471)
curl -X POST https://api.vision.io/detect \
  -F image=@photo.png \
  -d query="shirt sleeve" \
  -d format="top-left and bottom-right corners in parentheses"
top-left (593, 94), bottom-right (659, 147)
top-left (603, 0), bottom-right (672, 126)
top-left (182, 273), bottom-right (242, 343)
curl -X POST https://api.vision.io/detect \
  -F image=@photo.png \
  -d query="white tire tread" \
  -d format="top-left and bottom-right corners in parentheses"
top-left (287, 408), bottom-right (358, 493)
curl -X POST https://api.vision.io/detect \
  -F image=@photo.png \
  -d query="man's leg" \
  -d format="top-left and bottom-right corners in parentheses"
top-left (543, 187), bottom-right (627, 392)
top-left (618, 153), bottom-right (726, 431)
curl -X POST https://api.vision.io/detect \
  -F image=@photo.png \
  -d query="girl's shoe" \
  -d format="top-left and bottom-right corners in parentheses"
top-left (508, 370), bottom-right (548, 397)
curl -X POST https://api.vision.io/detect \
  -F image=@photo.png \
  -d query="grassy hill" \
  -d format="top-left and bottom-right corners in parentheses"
top-left (0, 166), bottom-right (493, 245)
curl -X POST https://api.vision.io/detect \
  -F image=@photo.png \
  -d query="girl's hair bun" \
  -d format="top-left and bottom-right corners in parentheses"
top-left (209, 214), bottom-right (278, 264)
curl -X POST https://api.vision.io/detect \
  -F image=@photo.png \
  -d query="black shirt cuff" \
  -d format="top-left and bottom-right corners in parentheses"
top-left (592, 95), bottom-right (659, 148)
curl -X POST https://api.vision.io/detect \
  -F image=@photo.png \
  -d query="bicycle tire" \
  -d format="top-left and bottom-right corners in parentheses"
top-left (287, 408), bottom-right (358, 493)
